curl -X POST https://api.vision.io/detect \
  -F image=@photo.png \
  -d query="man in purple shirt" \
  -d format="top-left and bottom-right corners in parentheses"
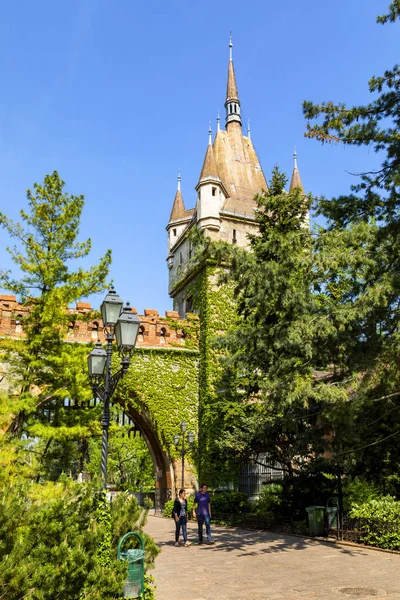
top-left (193, 483), bottom-right (214, 544)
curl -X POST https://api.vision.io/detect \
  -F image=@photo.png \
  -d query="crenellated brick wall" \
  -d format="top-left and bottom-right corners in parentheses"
top-left (0, 295), bottom-right (199, 349)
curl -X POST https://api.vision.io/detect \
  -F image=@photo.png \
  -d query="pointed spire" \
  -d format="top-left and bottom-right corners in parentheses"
top-left (225, 34), bottom-right (241, 127)
top-left (198, 126), bottom-right (220, 183)
top-left (217, 111), bottom-right (220, 131)
top-left (169, 171), bottom-right (187, 221)
top-left (247, 119), bottom-right (251, 139)
top-left (208, 121), bottom-right (212, 145)
top-left (289, 148), bottom-right (304, 193)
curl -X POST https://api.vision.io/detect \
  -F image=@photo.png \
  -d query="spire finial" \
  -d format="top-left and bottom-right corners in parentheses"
top-left (217, 111), bottom-right (220, 131)
top-left (208, 121), bottom-right (212, 145)
top-left (294, 147), bottom-right (298, 170)
top-left (247, 119), bottom-right (251, 139)
top-left (177, 170), bottom-right (181, 191)
top-left (229, 32), bottom-right (233, 61)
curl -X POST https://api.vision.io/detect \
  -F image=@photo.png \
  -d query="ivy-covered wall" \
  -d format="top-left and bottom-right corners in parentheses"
top-left (116, 347), bottom-right (199, 458)
top-left (196, 265), bottom-right (238, 487)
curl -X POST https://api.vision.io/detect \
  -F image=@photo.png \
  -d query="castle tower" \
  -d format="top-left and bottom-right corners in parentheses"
top-left (167, 37), bottom-right (268, 316)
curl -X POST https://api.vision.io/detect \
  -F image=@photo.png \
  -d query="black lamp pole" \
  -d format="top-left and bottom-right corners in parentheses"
top-left (100, 330), bottom-right (113, 484)
top-left (88, 287), bottom-right (140, 488)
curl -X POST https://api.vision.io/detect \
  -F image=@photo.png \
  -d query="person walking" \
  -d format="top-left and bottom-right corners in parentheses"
top-left (172, 488), bottom-right (191, 547)
top-left (193, 483), bottom-right (214, 544)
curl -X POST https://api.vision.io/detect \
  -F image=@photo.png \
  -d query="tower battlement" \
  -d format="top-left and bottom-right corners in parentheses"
top-left (0, 295), bottom-right (199, 350)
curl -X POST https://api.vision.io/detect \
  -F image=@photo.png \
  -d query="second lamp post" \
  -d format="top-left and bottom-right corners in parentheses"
top-left (174, 421), bottom-right (194, 489)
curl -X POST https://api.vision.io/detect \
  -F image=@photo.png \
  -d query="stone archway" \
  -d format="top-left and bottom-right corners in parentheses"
top-left (121, 405), bottom-right (173, 512)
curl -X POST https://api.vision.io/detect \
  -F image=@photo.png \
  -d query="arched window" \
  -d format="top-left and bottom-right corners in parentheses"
top-left (67, 322), bottom-right (75, 337)
top-left (160, 327), bottom-right (166, 344)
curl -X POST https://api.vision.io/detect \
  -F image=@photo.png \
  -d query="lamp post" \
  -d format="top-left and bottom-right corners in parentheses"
top-left (173, 421), bottom-right (194, 489)
top-left (87, 287), bottom-right (140, 487)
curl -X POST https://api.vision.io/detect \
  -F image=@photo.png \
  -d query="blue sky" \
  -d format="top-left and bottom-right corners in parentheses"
top-left (0, 0), bottom-right (398, 314)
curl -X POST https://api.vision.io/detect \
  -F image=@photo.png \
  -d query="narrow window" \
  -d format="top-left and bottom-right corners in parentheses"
top-left (189, 243), bottom-right (192, 259)
top-left (173, 228), bottom-right (177, 237)
top-left (212, 187), bottom-right (216, 196)
top-left (234, 104), bottom-right (237, 113)
top-left (160, 327), bottom-right (166, 344)
top-left (67, 322), bottom-right (75, 337)
top-left (233, 229), bottom-right (237, 244)
top-left (180, 252), bottom-right (183, 265)
top-left (15, 315), bottom-right (23, 334)
top-left (137, 326), bottom-right (144, 343)
top-left (186, 295), bottom-right (193, 313)
top-left (91, 321), bottom-right (99, 340)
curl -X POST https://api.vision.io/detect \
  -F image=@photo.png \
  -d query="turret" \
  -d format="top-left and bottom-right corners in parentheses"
top-left (195, 125), bottom-right (227, 233)
top-left (166, 172), bottom-right (193, 268)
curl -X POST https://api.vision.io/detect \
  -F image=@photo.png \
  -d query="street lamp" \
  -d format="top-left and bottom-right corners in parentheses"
top-left (87, 287), bottom-right (140, 487)
top-left (173, 421), bottom-right (195, 489)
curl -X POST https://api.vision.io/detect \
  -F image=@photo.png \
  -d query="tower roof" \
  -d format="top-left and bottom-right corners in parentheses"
top-left (289, 150), bottom-right (304, 193)
top-left (226, 60), bottom-right (239, 102)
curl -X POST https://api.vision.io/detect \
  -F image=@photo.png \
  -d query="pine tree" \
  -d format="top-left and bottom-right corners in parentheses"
top-left (0, 171), bottom-right (111, 474)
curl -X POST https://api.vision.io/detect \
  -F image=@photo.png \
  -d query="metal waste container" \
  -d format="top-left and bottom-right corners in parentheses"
top-left (117, 532), bottom-right (145, 598)
top-left (326, 506), bottom-right (338, 530)
top-left (306, 505), bottom-right (325, 536)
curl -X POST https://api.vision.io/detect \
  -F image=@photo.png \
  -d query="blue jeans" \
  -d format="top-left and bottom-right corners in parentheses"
top-left (175, 516), bottom-right (187, 542)
top-left (197, 514), bottom-right (212, 542)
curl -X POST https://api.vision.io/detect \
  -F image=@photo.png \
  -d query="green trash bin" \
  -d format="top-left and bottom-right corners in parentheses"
top-left (306, 505), bottom-right (325, 536)
top-left (117, 532), bottom-right (145, 599)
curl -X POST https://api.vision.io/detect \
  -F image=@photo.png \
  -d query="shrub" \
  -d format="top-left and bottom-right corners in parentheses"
top-left (342, 477), bottom-right (380, 513)
top-left (0, 478), bottom-right (159, 599)
top-left (211, 491), bottom-right (251, 516)
top-left (350, 496), bottom-right (400, 550)
top-left (251, 483), bottom-right (283, 517)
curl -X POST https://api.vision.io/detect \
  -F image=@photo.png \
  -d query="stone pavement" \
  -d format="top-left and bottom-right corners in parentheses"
top-left (144, 515), bottom-right (400, 599)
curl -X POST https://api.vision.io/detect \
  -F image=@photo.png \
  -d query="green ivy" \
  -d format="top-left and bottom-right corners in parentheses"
top-left (115, 347), bottom-right (199, 462)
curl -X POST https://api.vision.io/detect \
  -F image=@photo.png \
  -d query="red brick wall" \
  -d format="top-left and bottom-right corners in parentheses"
top-left (0, 295), bottom-right (198, 349)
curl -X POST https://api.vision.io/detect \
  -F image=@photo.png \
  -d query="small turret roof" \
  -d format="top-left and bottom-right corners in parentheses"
top-left (169, 173), bottom-right (194, 222)
top-left (198, 126), bottom-right (220, 183)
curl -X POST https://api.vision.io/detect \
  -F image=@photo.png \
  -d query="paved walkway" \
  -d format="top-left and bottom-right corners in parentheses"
top-left (144, 516), bottom-right (400, 599)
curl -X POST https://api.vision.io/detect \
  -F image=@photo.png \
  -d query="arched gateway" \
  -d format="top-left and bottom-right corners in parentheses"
top-left (0, 295), bottom-right (199, 512)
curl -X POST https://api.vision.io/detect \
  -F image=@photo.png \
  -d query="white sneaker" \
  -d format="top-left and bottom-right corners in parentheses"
top-left (184, 541), bottom-right (192, 547)
top-left (174, 541), bottom-right (180, 547)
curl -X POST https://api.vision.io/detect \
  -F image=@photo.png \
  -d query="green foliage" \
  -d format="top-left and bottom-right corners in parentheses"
top-left (0, 479), bottom-right (125, 600)
top-left (87, 428), bottom-right (155, 491)
top-left (0, 477), bottom-right (159, 600)
top-left (250, 483), bottom-right (283, 517)
top-left (140, 574), bottom-right (156, 600)
top-left (211, 491), bottom-right (251, 516)
top-left (0, 171), bottom-right (112, 479)
top-left (350, 496), bottom-right (400, 550)
top-left (117, 348), bottom-right (198, 463)
top-left (342, 477), bottom-right (380, 513)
